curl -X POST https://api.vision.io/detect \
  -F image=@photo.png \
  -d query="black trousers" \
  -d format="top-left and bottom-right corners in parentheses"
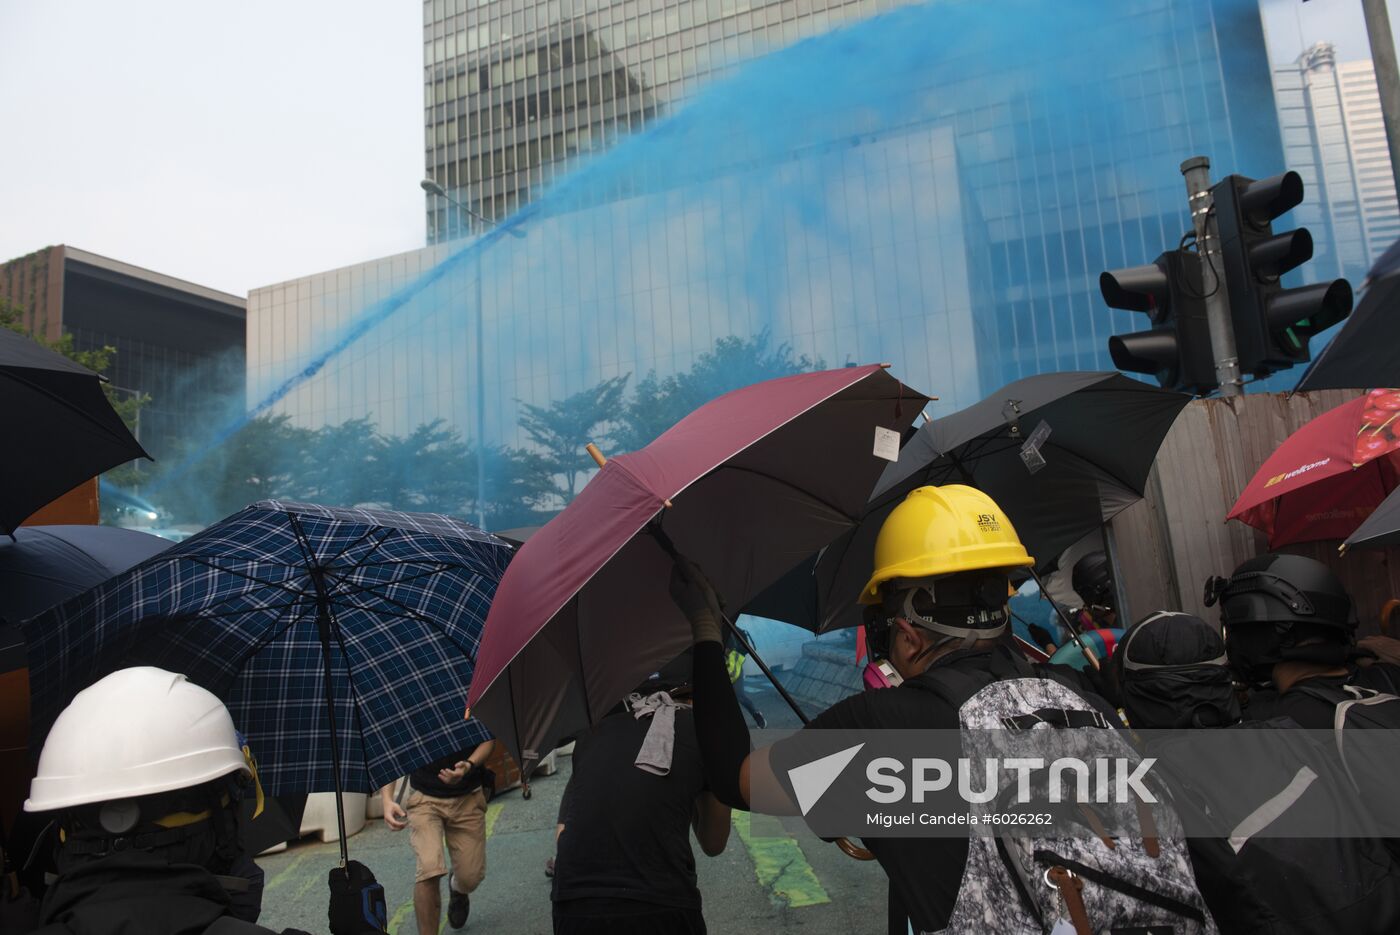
top-left (554, 898), bottom-right (707, 934)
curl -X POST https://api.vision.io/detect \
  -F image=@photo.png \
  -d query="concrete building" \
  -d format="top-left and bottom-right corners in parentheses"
top-left (0, 246), bottom-right (246, 461)
top-left (1337, 58), bottom-right (1400, 268)
top-left (248, 0), bottom-right (1287, 503)
top-left (1272, 43), bottom-right (1399, 283)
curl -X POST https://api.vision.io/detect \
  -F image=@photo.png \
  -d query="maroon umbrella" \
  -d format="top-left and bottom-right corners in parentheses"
top-left (465, 365), bottom-right (926, 774)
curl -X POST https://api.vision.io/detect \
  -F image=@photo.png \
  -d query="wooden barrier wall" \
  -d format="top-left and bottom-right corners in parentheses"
top-left (1108, 390), bottom-right (1400, 635)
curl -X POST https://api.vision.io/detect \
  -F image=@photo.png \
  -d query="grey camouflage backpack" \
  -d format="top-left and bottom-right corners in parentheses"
top-left (916, 671), bottom-right (1217, 935)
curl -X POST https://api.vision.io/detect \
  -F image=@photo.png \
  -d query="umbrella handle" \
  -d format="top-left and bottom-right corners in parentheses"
top-left (836, 837), bottom-right (877, 860)
top-left (641, 511), bottom-right (879, 864)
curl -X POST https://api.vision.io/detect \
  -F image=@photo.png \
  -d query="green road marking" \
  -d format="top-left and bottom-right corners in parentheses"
top-left (732, 812), bottom-right (830, 908)
top-left (386, 897), bottom-right (415, 935)
top-left (263, 850), bottom-right (314, 892)
top-left (485, 801), bottom-right (505, 838)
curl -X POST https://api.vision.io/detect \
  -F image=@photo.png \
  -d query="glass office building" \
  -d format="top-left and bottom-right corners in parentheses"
top-left (250, 0), bottom-right (1289, 483)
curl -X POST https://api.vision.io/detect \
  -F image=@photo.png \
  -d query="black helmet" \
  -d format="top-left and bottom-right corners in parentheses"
top-left (1115, 611), bottom-right (1239, 729)
top-left (1072, 551), bottom-right (1115, 609)
top-left (1204, 553), bottom-right (1357, 681)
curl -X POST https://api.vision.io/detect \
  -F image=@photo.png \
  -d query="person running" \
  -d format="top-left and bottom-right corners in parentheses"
top-left (379, 737), bottom-right (495, 933)
top-left (1116, 610), bottom-right (1400, 934)
top-left (22, 667), bottom-right (386, 935)
top-left (673, 485), bottom-right (1211, 934)
top-left (551, 660), bottom-right (730, 934)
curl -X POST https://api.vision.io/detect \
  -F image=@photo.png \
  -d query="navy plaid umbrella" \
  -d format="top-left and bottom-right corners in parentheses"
top-left (23, 500), bottom-right (512, 863)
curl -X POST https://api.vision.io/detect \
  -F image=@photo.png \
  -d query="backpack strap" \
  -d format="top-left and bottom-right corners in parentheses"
top-left (1292, 682), bottom-right (1400, 792)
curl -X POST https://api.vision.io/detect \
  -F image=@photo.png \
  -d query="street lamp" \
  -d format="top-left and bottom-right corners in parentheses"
top-left (420, 177), bottom-right (524, 530)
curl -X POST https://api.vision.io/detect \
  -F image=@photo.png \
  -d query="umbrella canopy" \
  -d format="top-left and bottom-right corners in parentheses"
top-left (0, 524), bottom-right (171, 625)
top-left (1296, 239), bottom-right (1400, 392)
top-left (1228, 390), bottom-right (1400, 547)
top-left (23, 500), bottom-right (511, 800)
top-left (1343, 484), bottom-right (1400, 551)
top-left (465, 365), bottom-right (925, 773)
top-left (0, 524), bottom-right (171, 832)
top-left (746, 372), bottom-right (1190, 632)
top-left (0, 328), bottom-right (149, 535)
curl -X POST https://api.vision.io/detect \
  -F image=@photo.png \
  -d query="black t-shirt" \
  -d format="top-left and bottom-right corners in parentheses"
top-left (1243, 663), bottom-right (1400, 729)
top-left (409, 751), bottom-right (484, 798)
top-left (767, 644), bottom-right (1120, 935)
top-left (552, 707), bottom-right (707, 910)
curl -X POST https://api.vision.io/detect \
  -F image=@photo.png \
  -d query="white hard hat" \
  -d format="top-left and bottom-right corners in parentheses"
top-left (25, 667), bottom-right (250, 812)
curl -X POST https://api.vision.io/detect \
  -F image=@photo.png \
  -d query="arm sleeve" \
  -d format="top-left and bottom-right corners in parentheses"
top-left (692, 640), bottom-right (753, 808)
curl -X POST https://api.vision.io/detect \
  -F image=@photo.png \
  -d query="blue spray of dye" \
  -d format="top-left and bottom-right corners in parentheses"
top-left (150, 0), bottom-right (1293, 515)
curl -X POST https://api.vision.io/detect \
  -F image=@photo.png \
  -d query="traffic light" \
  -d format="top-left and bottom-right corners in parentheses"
top-left (1212, 171), bottom-right (1353, 378)
top-left (1104, 250), bottom-right (1217, 394)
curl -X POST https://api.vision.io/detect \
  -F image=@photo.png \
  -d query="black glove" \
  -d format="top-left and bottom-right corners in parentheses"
top-left (328, 860), bottom-right (388, 935)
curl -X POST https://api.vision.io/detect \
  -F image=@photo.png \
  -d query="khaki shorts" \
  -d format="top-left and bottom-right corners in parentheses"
top-left (406, 786), bottom-right (488, 891)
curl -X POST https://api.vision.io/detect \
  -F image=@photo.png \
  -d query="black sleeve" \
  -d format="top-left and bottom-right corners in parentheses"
top-left (692, 640), bottom-right (753, 808)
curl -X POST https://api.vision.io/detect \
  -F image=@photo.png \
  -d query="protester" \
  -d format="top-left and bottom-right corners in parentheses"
top-left (723, 626), bottom-right (767, 729)
top-left (1116, 610), bottom-right (1400, 934)
top-left (676, 484), bottom-right (1212, 934)
top-left (1070, 549), bottom-right (1118, 631)
top-left (551, 658), bottom-right (730, 934)
top-left (1207, 553), bottom-right (1400, 726)
top-left (379, 737), bottom-right (495, 933)
top-left (22, 667), bottom-right (386, 935)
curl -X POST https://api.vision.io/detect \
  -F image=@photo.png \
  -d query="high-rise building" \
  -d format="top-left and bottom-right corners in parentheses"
top-left (0, 245), bottom-right (246, 461)
top-left (1272, 43), bottom-right (1398, 282)
top-left (247, 0), bottom-right (1288, 517)
top-left (1338, 58), bottom-right (1400, 269)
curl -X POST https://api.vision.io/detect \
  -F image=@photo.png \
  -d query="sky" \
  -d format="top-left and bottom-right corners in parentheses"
top-left (0, 0), bottom-right (1394, 298)
top-left (0, 1), bottom-right (424, 296)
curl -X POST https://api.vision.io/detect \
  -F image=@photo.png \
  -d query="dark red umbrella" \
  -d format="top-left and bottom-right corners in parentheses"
top-left (1228, 389), bottom-right (1400, 548)
top-left (465, 365), bottom-right (925, 774)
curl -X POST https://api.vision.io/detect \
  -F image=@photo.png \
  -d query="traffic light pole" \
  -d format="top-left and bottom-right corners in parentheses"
top-left (1181, 157), bottom-right (1242, 398)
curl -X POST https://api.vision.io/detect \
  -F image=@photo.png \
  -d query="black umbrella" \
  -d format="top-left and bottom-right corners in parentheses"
top-left (0, 524), bottom-right (171, 625)
top-left (0, 328), bottom-right (149, 535)
top-left (746, 372), bottom-right (1190, 633)
top-left (1295, 238), bottom-right (1400, 392)
top-left (1343, 484), bottom-right (1400, 552)
top-left (1, 525), bottom-right (172, 832)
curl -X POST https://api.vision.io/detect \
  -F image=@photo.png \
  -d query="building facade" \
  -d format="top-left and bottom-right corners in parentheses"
top-left (0, 246), bottom-right (246, 461)
top-left (1273, 43), bottom-right (1398, 284)
top-left (1337, 58), bottom-right (1400, 268)
top-left (250, 0), bottom-right (1288, 508)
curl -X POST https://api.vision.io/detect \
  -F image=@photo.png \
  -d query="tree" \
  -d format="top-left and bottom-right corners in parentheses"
top-left (473, 443), bottom-right (559, 529)
top-left (151, 414), bottom-right (312, 525)
top-left (616, 331), bottom-right (822, 450)
top-left (376, 419), bottom-right (474, 515)
top-left (297, 417), bottom-right (388, 508)
top-left (518, 375), bottom-right (630, 501)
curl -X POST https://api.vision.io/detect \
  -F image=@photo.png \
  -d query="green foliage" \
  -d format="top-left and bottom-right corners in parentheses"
top-left (138, 333), bottom-right (822, 530)
top-left (518, 374), bottom-right (630, 501)
top-left (616, 331), bottom-right (822, 451)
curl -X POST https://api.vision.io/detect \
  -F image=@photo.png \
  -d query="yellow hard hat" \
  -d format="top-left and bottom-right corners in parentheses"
top-left (859, 485), bottom-right (1035, 605)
